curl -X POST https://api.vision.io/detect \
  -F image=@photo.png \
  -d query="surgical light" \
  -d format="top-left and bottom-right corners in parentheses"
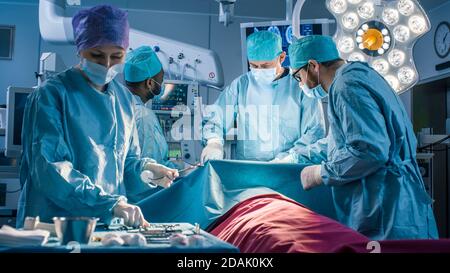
top-left (398, 66), bottom-right (416, 84)
top-left (338, 37), bottom-right (355, 53)
top-left (372, 59), bottom-right (390, 75)
top-left (388, 49), bottom-right (406, 67)
top-left (398, 0), bottom-right (415, 16)
top-left (357, 2), bottom-right (375, 19)
top-left (355, 21), bottom-right (391, 57)
top-left (408, 15), bottom-right (427, 34)
top-left (382, 8), bottom-right (400, 26)
top-left (385, 75), bottom-right (400, 91)
top-left (349, 52), bottom-right (366, 62)
top-left (329, 0), bottom-right (347, 14)
top-left (325, 0), bottom-right (431, 93)
top-left (342, 12), bottom-right (359, 30)
top-left (393, 25), bottom-right (410, 42)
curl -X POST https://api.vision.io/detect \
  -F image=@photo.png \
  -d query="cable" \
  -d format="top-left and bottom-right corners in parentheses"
top-left (205, 84), bottom-right (223, 91)
top-left (180, 63), bottom-right (188, 81)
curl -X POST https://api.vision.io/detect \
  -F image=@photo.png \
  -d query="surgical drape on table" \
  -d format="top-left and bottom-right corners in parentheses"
top-left (138, 160), bottom-right (336, 229)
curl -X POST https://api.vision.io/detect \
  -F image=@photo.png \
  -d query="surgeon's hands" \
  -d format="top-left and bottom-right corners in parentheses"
top-left (113, 201), bottom-right (150, 228)
top-left (143, 163), bottom-right (179, 188)
top-left (300, 165), bottom-right (323, 190)
top-left (200, 139), bottom-right (224, 164)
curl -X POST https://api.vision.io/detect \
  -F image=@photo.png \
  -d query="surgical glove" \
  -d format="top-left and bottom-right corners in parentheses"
top-left (143, 163), bottom-right (179, 188)
top-left (112, 201), bottom-right (150, 228)
top-left (300, 165), bottom-right (323, 190)
top-left (201, 139), bottom-right (224, 164)
top-left (270, 154), bottom-right (296, 163)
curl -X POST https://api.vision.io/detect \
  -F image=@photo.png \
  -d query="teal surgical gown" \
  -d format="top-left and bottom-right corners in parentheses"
top-left (17, 68), bottom-right (158, 227)
top-left (320, 62), bottom-right (438, 240)
top-left (202, 69), bottom-right (326, 162)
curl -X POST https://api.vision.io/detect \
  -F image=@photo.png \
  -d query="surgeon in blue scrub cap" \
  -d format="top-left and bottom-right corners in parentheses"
top-left (17, 5), bottom-right (178, 229)
top-left (124, 46), bottom-right (177, 169)
top-left (289, 35), bottom-right (438, 240)
top-left (201, 30), bottom-right (326, 163)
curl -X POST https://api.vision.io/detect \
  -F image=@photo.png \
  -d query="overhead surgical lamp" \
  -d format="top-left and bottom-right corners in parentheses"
top-left (293, 0), bottom-right (431, 94)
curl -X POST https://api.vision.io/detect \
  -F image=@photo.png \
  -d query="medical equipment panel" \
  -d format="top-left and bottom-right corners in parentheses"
top-left (5, 87), bottom-right (33, 158)
top-left (152, 80), bottom-right (203, 166)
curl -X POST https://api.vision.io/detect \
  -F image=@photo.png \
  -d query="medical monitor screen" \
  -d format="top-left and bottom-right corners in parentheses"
top-left (152, 83), bottom-right (189, 112)
top-left (12, 92), bottom-right (28, 146)
top-left (168, 142), bottom-right (182, 159)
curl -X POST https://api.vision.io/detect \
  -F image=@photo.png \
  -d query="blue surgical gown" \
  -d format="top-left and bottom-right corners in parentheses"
top-left (202, 69), bottom-right (326, 161)
top-left (17, 68), bottom-right (158, 227)
top-left (320, 62), bottom-right (438, 240)
top-left (133, 95), bottom-right (174, 167)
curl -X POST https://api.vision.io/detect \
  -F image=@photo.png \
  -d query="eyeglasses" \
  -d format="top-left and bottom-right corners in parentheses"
top-left (291, 68), bottom-right (302, 82)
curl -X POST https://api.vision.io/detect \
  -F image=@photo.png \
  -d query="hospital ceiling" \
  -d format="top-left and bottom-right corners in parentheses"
top-left (2, 0), bottom-right (449, 16)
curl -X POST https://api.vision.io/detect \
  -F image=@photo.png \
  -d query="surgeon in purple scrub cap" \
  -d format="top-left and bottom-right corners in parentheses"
top-left (17, 5), bottom-right (178, 229)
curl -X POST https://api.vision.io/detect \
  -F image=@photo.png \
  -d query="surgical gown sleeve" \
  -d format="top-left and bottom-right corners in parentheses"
top-left (202, 79), bottom-right (240, 145)
top-left (321, 80), bottom-right (390, 186)
top-left (30, 86), bottom-right (125, 222)
top-left (285, 96), bottom-right (327, 164)
top-left (123, 118), bottom-right (161, 204)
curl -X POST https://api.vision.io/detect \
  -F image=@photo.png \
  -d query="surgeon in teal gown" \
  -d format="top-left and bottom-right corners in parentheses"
top-left (289, 35), bottom-right (438, 240)
top-left (201, 31), bottom-right (326, 163)
top-left (124, 46), bottom-right (175, 168)
top-left (17, 5), bottom-right (178, 228)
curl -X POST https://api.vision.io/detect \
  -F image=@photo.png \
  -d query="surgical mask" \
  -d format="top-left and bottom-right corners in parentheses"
top-left (250, 67), bottom-right (277, 85)
top-left (300, 64), bottom-right (328, 99)
top-left (300, 83), bottom-right (327, 99)
top-left (150, 78), bottom-right (164, 97)
top-left (80, 58), bottom-right (123, 86)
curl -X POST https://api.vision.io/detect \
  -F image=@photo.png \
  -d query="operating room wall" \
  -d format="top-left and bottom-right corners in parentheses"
top-left (412, 1), bottom-right (450, 238)
top-left (413, 78), bottom-right (449, 238)
top-left (0, 3), bottom-right (40, 104)
top-left (414, 1), bottom-right (450, 83)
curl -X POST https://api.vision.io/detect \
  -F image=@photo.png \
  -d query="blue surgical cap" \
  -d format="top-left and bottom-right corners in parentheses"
top-left (247, 31), bottom-right (283, 61)
top-left (124, 46), bottom-right (163, 83)
top-left (72, 5), bottom-right (129, 52)
top-left (288, 35), bottom-right (340, 69)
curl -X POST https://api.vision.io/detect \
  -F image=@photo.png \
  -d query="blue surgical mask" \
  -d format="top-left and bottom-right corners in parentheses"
top-left (250, 67), bottom-right (277, 85)
top-left (80, 58), bottom-right (123, 86)
top-left (300, 83), bottom-right (328, 99)
top-left (300, 63), bottom-right (328, 99)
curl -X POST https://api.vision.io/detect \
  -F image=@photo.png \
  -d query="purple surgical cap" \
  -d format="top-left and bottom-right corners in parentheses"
top-left (72, 5), bottom-right (129, 52)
